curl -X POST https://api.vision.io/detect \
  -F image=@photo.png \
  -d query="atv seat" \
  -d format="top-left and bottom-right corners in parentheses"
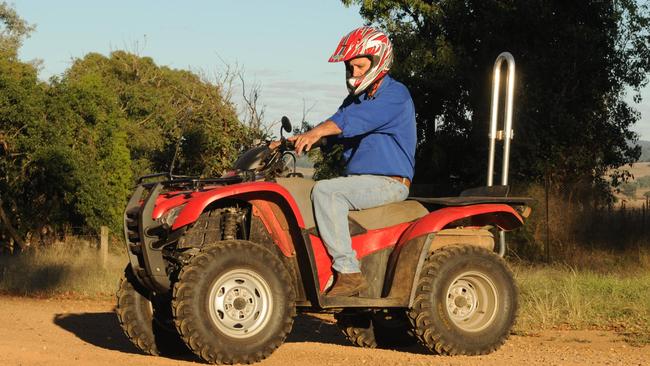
top-left (276, 177), bottom-right (429, 234)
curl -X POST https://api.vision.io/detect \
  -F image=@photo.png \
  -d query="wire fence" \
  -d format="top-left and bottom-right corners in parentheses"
top-left (0, 225), bottom-right (124, 259)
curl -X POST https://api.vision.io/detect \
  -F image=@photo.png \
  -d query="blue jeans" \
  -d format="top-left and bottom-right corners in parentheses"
top-left (311, 175), bottom-right (410, 274)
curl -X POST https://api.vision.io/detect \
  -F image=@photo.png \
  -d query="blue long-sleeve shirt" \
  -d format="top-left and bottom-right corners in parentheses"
top-left (327, 75), bottom-right (416, 180)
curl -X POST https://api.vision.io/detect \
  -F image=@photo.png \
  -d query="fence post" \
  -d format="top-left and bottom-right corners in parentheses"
top-left (545, 172), bottom-right (551, 263)
top-left (100, 226), bottom-right (109, 269)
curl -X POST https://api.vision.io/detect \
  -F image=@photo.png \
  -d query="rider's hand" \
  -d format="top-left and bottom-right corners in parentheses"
top-left (268, 140), bottom-right (281, 150)
top-left (288, 130), bottom-right (321, 155)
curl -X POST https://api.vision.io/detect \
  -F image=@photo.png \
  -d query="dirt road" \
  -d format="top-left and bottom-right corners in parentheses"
top-left (0, 296), bottom-right (647, 366)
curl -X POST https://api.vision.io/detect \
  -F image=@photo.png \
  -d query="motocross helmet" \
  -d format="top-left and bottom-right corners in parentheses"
top-left (329, 26), bottom-right (393, 96)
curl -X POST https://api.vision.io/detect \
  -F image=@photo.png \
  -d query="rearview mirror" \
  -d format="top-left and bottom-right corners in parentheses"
top-left (281, 116), bottom-right (292, 133)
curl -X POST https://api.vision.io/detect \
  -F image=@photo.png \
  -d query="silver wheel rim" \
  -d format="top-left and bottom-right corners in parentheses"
top-left (445, 271), bottom-right (498, 332)
top-left (208, 269), bottom-right (273, 338)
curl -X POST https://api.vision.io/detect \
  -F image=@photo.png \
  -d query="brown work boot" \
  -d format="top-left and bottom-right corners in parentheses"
top-left (327, 272), bottom-right (368, 297)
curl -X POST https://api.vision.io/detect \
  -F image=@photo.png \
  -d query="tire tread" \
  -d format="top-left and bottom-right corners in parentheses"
top-left (407, 245), bottom-right (518, 356)
top-left (172, 240), bottom-right (296, 364)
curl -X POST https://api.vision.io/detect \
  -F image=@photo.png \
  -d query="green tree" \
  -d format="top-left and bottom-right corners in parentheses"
top-left (0, 53), bottom-right (133, 239)
top-left (64, 51), bottom-right (247, 179)
top-left (0, 1), bottom-right (35, 56)
top-left (343, 0), bottom-right (650, 202)
top-left (39, 72), bottom-right (133, 232)
top-left (0, 3), bottom-right (49, 249)
top-left (0, 3), bottom-right (249, 247)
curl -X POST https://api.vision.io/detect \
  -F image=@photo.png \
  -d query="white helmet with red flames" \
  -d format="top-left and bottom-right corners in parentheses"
top-left (329, 26), bottom-right (393, 95)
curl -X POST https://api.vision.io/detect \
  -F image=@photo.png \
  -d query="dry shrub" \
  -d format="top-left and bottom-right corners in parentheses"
top-left (510, 183), bottom-right (650, 268)
top-left (0, 237), bottom-right (126, 298)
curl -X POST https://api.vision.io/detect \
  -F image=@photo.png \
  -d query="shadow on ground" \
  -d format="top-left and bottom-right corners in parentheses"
top-left (53, 312), bottom-right (138, 353)
top-left (286, 313), bottom-right (349, 345)
top-left (287, 313), bottom-right (430, 354)
top-left (53, 311), bottom-right (429, 359)
top-left (52, 311), bottom-right (197, 362)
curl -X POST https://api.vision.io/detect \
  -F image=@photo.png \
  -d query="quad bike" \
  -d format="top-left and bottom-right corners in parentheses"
top-left (116, 52), bottom-right (532, 364)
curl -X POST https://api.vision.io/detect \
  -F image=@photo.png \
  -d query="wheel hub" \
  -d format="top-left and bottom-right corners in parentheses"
top-left (448, 280), bottom-right (478, 318)
top-left (225, 287), bottom-right (255, 317)
top-left (208, 270), bottom-right (273, 338)
top-left (445, 271), bottom-right (499, 332)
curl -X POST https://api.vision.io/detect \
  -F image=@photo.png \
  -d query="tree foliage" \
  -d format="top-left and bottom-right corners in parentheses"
top-left (0, 4), bottom-right (248, 246)
top-left (63, 51), bottom-right (247, 178)
top-left (343, 0), bottom-right (650, 202)
top-left (0, 2), bottom-right (35, 56)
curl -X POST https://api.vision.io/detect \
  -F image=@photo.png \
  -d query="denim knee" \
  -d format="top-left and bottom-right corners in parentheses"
top-left (312, 180), bottom-right (334, 204)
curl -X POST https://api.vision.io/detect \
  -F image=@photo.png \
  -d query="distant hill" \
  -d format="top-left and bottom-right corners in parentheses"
top-left (638, 140), bottom-right (650, 162)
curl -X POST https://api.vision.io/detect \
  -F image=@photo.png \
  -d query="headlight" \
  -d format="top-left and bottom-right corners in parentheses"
top-left (160, 204), bottom-right (186, 227)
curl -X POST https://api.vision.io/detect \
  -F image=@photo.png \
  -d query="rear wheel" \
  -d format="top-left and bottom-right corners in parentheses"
top-left (335, 310), bottom-right (417, 349)
top-left (172, 240), bottom-right (296, 364)
top-left (115, 264), bottom-right (188, 356)
top-left (408, 245), bottom-right (518, 355)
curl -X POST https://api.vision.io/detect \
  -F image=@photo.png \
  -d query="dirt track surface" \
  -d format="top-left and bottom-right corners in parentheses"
top-left (1, 296), bottom-right (648, 366)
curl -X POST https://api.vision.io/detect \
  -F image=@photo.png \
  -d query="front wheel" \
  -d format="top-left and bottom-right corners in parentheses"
top-left (172, 240), bottom-right (296, 364)
top-left (408, 245), bottom-right (518, 355)
top-left (115, 264), bottom-right (187, 356)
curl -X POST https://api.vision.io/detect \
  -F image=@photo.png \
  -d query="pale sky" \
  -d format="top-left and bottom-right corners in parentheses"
top-left (13, 0), bottom-right (650, 139)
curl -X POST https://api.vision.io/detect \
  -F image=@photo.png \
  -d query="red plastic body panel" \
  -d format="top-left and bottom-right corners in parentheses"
top-left (170, 182), bottom-right (306, 230)
top-left (249, 199), bottom-right (295, 257)
top-left (154, 182), bottom-right (525, 295)
top-left (400, 203), bottom-right (524, 243)
top-left (152, 191), bottom-right (191, 219)
top-left (311, 222), bottom-right (411, 292)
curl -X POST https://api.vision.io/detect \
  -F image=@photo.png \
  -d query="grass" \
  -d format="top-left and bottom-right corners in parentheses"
top-left (514, 263), bottom-right (650, 345)
top-left (0, 240), bottom-right (126, 299)
top-left (1, 240), bottom-right (649, 345)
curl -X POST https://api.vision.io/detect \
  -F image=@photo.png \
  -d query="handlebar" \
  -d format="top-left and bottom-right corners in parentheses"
top-left (277, 137), bottom-right (327, 152)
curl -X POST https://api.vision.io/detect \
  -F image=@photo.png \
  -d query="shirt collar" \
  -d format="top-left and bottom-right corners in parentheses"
top-left (365, 74), bottom-right (392, 100)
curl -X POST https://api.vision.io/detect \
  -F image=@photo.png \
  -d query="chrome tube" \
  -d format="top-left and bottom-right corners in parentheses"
top-left (498, 231), bottom-right (506, 257)
top-left (487, 52), bottom-right (516, 187)
top-left (487, 52), bottom-right (516, 257)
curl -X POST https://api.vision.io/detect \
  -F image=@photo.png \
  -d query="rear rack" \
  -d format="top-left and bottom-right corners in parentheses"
top-left (408, 196), bottom-right (534, 207)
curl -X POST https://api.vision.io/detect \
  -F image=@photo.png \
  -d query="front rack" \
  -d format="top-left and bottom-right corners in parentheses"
top-left (137, 172), bottom-right (246, 191)
top-left (124, 172), bottom-right (248, 292)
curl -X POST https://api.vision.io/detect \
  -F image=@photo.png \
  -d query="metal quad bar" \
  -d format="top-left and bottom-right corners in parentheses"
top-left (487, 52), bottom-right (516, 257)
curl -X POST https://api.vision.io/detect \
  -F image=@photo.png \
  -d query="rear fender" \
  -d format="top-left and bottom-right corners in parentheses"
top-left (401, 203), bottom-right (524, 243)
top-left (381, 204), bottom-right (524, 302)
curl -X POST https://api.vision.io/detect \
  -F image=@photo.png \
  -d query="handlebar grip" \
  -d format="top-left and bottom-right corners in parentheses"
top-left (283, 139), bottom-right (295, 150)
top-left (282, 137), bottom-right (327, 151)
top-left (310, 137), bottom-right (327, 149)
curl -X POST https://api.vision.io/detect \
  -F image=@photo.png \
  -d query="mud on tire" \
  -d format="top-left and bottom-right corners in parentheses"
top-left (335, 310), bottom-right (417, 349)
top-left (408, 245), bottom-right (518, 355)
top-left (115, 264), bottom-right (188, 356)
top-left (172, 240), bottom-right (296, 364)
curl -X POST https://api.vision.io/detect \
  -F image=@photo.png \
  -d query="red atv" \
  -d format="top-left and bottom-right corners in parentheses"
top-left (116, 115), bottom-right (532, 364)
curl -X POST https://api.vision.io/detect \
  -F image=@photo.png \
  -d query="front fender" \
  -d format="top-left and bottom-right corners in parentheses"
top-left (171, 182), bottom-right (306, 230)
top-left (401, 203), bottom-right (524, 243)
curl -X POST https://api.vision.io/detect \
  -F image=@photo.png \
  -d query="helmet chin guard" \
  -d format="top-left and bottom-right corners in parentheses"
top-left (329, 27), bottom-right (393, 96)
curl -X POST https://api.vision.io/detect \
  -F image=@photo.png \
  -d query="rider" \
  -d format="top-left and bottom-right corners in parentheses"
top-left (289, 26), bottom-right (416, 297)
